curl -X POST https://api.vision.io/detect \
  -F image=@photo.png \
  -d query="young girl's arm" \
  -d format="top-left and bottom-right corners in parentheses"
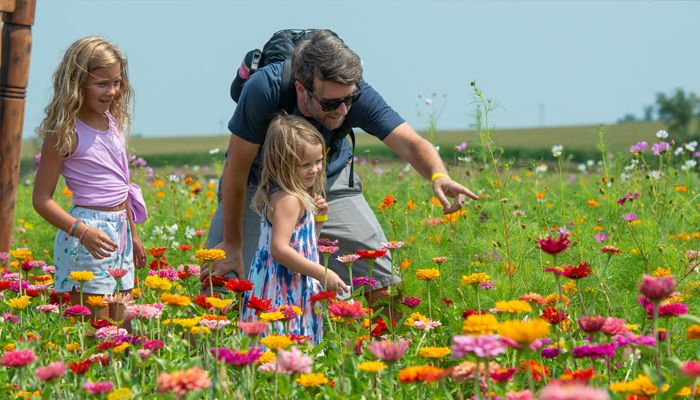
top-left (269, 194), bottom-right (348, 294)
top-left (126, 207), bottom-right (146, 268)
top-left (312, 194), bottom-right (328, 241)
top-left (32, 135), bottom-right (117, 259)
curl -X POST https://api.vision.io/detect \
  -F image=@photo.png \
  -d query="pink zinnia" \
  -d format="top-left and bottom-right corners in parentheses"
top-left (506, 390), bottom-right (533, 400)
top-left (212, 347), bottom-right (262, 367)
top-left (601, 317), bottom-right (629, 336)
top-left (126, 303), bottom-right (164, 319)
top-left (577, 315), bottom-right (606, 333)
top-left (368, 339), bottom-right (410, 362)
top-left (401, 297), bottom-right (421, 308)
top-left (107, 268), bottom-right (128, 279)
top-left (681, 361), bottom-right (700, 378)
top-left (0, 349), bottom-right (36, 367)
top-left (638, 275), bottom-right (676, 301)
top-left (318, 245), bottom-right (340, 254)
top-left (381, 241), bottom-right (404, 250)
top-left (275, 346), bottom-right (312, 374)
top-left (328, 300), bottom-right (365, 320)
top-left (336, 254), bottom-right (361, 264)
top-left (35, 361), bottom-right (67, 381)
top-left (83, 381), bottom-right (114, 394)
top-left (238, 321), bottom-right (268, 336)
top-left (537, 234), bottom-right (570, 255)
top-left (539, 381), bottom-right (610, 400)
top-left (157, 366), bottom-right (211, 397)
top-left (63, 305), bottom-right (91, 317)
top-left (36, 304), bottom-right (59, 314)
top-left (452, 335), bottom-right (505, 359)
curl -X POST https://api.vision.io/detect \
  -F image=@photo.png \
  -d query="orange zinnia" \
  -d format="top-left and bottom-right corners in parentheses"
top-left (149, 248), bottom-right (168, 258)
top-left (398, 365), bottom-right (446, 384)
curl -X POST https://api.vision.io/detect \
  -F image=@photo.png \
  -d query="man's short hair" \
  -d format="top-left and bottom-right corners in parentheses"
top-left (292, 30), bottom-right (362, 90)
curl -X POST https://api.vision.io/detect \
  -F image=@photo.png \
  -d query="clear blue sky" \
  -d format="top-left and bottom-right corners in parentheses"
top-left (22, 0), bottom-right (700, 138)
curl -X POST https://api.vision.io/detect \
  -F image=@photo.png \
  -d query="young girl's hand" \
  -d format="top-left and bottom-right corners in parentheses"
top-left (78, 226), bottom-right (118, 259)
top-left (312, 194), bottom-right (328, 217)
top-left (132, 235), bottom-right (146, 268)
top-left (324, 270), bottom-right (349, 294)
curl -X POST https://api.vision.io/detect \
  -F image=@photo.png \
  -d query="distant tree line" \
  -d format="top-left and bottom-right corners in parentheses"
top-left (618, 88), bottom-right (700, 142)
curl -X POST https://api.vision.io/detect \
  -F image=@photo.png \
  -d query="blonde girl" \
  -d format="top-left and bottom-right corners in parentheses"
top-left (33, 36), bottom-right (147, 322)
top-left (242, 114), bottom-right (348, 344)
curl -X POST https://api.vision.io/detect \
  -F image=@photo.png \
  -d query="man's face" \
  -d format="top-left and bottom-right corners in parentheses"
top-left (296, 78), bottom-right (358, 130)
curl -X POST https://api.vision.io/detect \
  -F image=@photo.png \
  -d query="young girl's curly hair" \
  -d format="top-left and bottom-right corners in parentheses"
top-left (36, 36), bottom-right (133, 155)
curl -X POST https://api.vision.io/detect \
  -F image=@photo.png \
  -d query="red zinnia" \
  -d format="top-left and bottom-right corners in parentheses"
top-left (149, 258), bottom-right (169, 270)
top-left (149, 248), bottom-right (168, 258)
top-left (178, 244), bottom-right (193, 252)
top-left (90, 319), bottom-right (114, 330)
top-left (461, 309), bottom-right (486, 319)
top-left (193, 294), bottom-right (214, 309)
top-left (562, 262), bottom-right (593, 279)
top-left (537, 234), bottom-right (570, 255)
top-left (210, 275), bottom-right (229, 287)
top-left (541, 308), bottom-right (568, 325)
top-left (69, 359), bottom-right (92, 375)
top-left (246, 296), bottom-right (273, 313)
top-left (356, 249), bottom-right (387, 259)
top-left (310, 291), bottom-right (337, 305)
top-left (224, 279), bottom-right (254, 293)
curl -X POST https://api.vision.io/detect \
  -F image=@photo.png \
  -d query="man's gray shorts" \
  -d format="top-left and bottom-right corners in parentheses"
top-left (205, 164), bottom-right (401, 289)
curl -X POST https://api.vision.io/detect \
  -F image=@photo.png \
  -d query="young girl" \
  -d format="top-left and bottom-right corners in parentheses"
top-left (241, 114), bottom-right (348, 344)
top-left (32, 36), bottom-right (147, 322)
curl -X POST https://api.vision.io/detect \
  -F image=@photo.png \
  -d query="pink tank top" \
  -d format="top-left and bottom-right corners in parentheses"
top-left (60, 113), bottom-right (147, 223)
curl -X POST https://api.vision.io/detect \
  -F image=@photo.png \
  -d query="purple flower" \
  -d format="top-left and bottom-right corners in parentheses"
top-left (401, 297), bottom-right (421, 308)
top-left (594, 232), bottom-right (608, 243)
top-left (540, 347), bottom-right (560, 359)
top-left (629, 141), bottom-right (648, 153)
top-left (622, 213), bottom-right (638, 222)
top-left (479, 281), bottom-right (495, 290)
top-left (352, 277), bottom-right (377, 288)
top-left (571, 343), bottom-right (616, 359)
top-left (455, 142), bottom-right (467, 153)
top-left (612, 333), bottom-right (656, 348)
top-left (212, 347), bottom-right (263, 367)
top-left (652, 141), bottom-right (670, 155)
top-left (617, 192), bottom-right (639, 205)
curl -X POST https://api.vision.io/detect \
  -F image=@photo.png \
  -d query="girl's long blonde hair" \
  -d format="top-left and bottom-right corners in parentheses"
top-left (251, 114), bottom-right (326, 216)
top-left (36, 36), bottom-right (133, 155)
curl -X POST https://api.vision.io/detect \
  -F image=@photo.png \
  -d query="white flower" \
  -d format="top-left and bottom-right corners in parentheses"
top-left (425, 98), bottom-right (432, 106)
top-left (209, 148), bottom-right (220, 155)
top-left (577, 164), bottom-right (587, 173)
top-left (649, 170), bottom-right (662, 180)
top-left (685, 141), bottom-right (697, 152)
top-left (166, 224), bottom-right (179, 236)
top-left (681, 159), bottom-right (697, 170)
top-left (551, 145), bottom-right (563, 158)
top-left (656, 130), bottom-right (668, 139)
top-left (586, 159), bottom-right (595, 167)
top-left (674, 147), bottom-right (684, 156)
top-left (619, 172), bottom-right (630, 183)
top-left (168, 174), bottom-right (180, 183)
top-left (535, 163), bottom-right (548, 173)
top-left (185, 226), bottom-right (196, 239)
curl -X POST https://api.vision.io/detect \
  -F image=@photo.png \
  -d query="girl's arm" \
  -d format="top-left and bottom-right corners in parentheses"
top-left (312, 194), bottom-right (328, 241)
top-left (32, 135), bottom-right (117, 259)
top-left (126, 206), bottom-right (146, 268)
top-left (269, 194), bottom-right (347, 294)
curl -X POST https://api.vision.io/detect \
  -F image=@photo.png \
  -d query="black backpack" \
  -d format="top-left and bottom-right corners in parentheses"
top-left (230, 29), bottom-right (357, 186)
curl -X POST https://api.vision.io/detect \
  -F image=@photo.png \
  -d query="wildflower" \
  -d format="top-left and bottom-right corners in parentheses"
top-left (107, 388), bottom-right (133, 400)
top-left (688, 324), bottom-right (700, 339)
top-left (594, 232), bottom-right (608, 242)
top-left (224, 278), bottom-right (254, 293)
top-left (328, 300), bottom-right (364, 320)
top-left (160, 293), bottom-right (191, 307)
top-left (577, 315), bottom-right (606, 333)
top-left (461, 272), bottom-right (491, 286)
top-left (638, 275), bottom-right (676, 301)
top-left (622, 213), bottom-right (638, 222)
top-left (260, 335), bottom-right (293, 351)
top-left (401, 296), bottom-right (421, 308)
top-left (551, 145), bottom-right (563, 157)
top-left (368, 339), bottom-right (410, 362)
top-left (295, 373), bottom-right (329, 387)
top-left (586, 199), bottom-right (600, 208)
top-left (83, 381), bottom-right (114, 394)
top-left (398, 365), bottom-right (446, 384)
top-left (571, 343), bottom-right (616, 359)
top-left (416, 268), bottom-right (440, 281)
top-left (356, 249), bottom-right (387, 259)
top-left (0, 349), bottom-right (36, 367)
top-left (157, 366), bottom-right (211, 397)
top-left (499, 319), bottom-right (550, 345)
top-left (541, 308), bottom-right (568, 325)
top-left (537, 234), bottom-right (570, 255)
top-left (451, 335), bottom-right (505, 358)
top-left (34, 361), bottom-right (67, 382)
top-left (63, 305), bottom-right (92, 317)
top-left (378, 194), bottom-right (396, 210)
top-left (462, 314), bottom-right (500, 335)
top-left (652, 141), bottom-right (670, 155)
top-left (600, 245), bottom-right (622, 255)
top-left (418, 346), bottom-right (451, 359)
top-left (275, 346), bottom-right (312, 374)
top-left (69, 271), bottom-right (95, 282)
top-left (519, 293), bottom-right (546, 305)
top-left (213, 347), bottom-right (263, 367)
top-left (5, 295), bottom-right (31, 310)
top-left (194, 249), bottom-right (226, 264)
top-left (359, 360), bottom-right (386, 373)
top-left (493, 300), bottom-right (532, 314)
top-left (539, 381), bottom-right (610, 400)
top-left (562, 262), bottom-right (593, 279)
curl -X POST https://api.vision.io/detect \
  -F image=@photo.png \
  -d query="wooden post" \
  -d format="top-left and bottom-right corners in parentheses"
top-left (0, 0), bottom-right (36, 252)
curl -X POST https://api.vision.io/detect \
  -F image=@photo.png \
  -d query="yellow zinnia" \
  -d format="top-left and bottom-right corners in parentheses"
top-left (107, 388), bottom-right (133, 400)
top-left (86, 296), bottom-right (107, 308)
top-left (418, 346), bottom-right (451, 359)
top-left (70, 271), bottom-right (95, 282)
top-left (206, 297), bottom-right (233, 310)
top-left (260, 311), bottom-right (285, 322)
top-left (5, 295), bottom-right (31, 310)
top-left (295, 373), bottom-right (329, 387)
top-left (358, 361), bottom-right (386, 373)
top-left (195, 249), bottom-right (226, 263)
top-left (160, 293), bottom-right (191, 307)
top-left (416, 268), bottom-right (440, 281)
top-left (494, 300), bottom-right (532, 314)
top-left (461, 272), bottom-right (491, 286)
top-left (610, 374), bottom-right (658, 396)
top-left (9, 248), bottom-right (32, 261)
top-left (258, 351), bottom-right (276, 364)
top-left (144, 275), bottom-right (173, 291)
top-left (499, 318), bottom-right (550, 345)
top-left (163, 317), bottom-right (202, 329)
top-left (260, 335), bottom-right (292, 350)
top-left (404, 312), bottom-right (430, 327)
top-left (190, 326), bottom-right (211, 335)
top-left (462, 314), bottom-right (499, 335)
top-left (112, 342), bottom-right (129, 353)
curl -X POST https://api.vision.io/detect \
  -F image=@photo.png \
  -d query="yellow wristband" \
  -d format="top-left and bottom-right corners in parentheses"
top-left (314, 214), bottom-right (328, 222)
top-left (431, 173), bottom-right (449, 182)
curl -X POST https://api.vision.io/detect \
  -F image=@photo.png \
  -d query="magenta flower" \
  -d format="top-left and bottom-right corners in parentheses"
top-left (649, 302), bottom-right (688, 319)
top-left (537, 234), bottom-right (570, 255)
top-left (652, 141), bottom-right (670, 155)
top-left (638, 275), bottom-right (676, 301)
top-left (539, 381), bottom-right (609, 400)
top-left (540, 347), bottom-right (560, 359)
top-left (401, 297), bottom-right (421, 308)
top-left (571, 343), bottom-right (616, 359)
top-left (451, 335), bottom-right (505, 359)
top-left (479, 281), bottom-right (495, 290)
top-left (617, 192), bottom-right (640, 205)
top-left (142, 339), bottom-right (165, 351)
top-left (328, 300), bottom-right (365, 320)
top-left (0, 349), bottom-right (36, 367)
top-left (577, 315), bottom-right (606, 333)
top-left (612, 333), bottom-right (655, 348)
top-left (238, 321), bottom-right (268, 336)
top-left (35, 361), bottom-right (67, 381)
top-left (0, 252), bottom-right (7, 261)
top-left (594, 232), bottom-right (608, 243)
top-left (368, 339), bottom-right (410, 362)
top-left (455, 142), bottom-right (468, 153)
top-left (318, 238), bottom-right (339, 246)
top-left (275, 346), bottom-right (312, 374)
top-left (212, 347), bottom-right (262, 367)
top-left (629, 141), bottom-right (648, 153)
top-left (83, 381), bottom-right (114, 394)
top-left (601, 317), bottom-right (629, 336)
top-left (681, 361), bottom-right (700, 378)
top-left (352, 277), bottom-right (377, 288)
top-left (63, 305), bottom-right (92, 317)
top-left (622, 213), bottom-right (638, 221)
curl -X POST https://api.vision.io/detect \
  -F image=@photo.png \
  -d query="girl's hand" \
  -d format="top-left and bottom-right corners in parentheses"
top-left (132, 235), bottom-right (146, 268)
top-left (78, 226), bottom-right (117, 259)
top-left (324, 270), bottom-right (349, 294)
top-left (313, 194), bottom-right (328, 216)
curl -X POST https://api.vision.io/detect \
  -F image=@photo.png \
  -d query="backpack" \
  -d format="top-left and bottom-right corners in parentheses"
top-left (229, 29), bottom-right (357, 186)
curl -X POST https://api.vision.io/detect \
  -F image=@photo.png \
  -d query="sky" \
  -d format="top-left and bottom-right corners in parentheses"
top-left (20, 0), bottom-right (700, 138)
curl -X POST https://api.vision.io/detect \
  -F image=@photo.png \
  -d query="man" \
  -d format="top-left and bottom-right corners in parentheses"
top-left (201, 30), bottom-right (477, 302)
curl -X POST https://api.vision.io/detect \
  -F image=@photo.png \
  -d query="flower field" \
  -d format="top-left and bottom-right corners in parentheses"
top-left (2, 127), bottom-right (700, 399)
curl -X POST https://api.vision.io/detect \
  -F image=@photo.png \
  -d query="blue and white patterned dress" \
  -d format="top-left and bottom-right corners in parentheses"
top-left (241, 209), bottom-right (324, 344)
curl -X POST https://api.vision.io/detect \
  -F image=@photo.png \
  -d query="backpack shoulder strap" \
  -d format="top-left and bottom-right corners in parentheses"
top-left (279, 58), bottom-right (296, 113)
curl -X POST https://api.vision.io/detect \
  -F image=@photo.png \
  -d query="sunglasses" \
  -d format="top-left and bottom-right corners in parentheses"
top-left (300, 81), bottom-right (361, 112)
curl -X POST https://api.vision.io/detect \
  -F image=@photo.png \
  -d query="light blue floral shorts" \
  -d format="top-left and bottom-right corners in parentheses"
top-left (54, 207), bottom-right (134, 294)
